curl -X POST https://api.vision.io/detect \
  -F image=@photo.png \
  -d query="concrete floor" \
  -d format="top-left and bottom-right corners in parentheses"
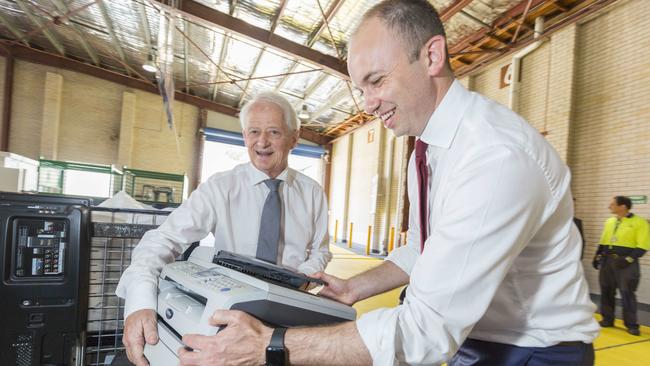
top-left (325, 245), bottom-right (650, 366)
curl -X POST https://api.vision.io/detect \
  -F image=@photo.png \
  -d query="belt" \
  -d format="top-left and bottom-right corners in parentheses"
top-left (555, 341), bottom-right (587, 347)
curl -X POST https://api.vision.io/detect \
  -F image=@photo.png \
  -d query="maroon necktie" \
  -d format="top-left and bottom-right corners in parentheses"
top-left (415, 139), bottom-right (428, 252)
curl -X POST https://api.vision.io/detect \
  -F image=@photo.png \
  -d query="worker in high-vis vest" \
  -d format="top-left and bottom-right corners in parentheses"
top-left (593, 196), bottom-right (650, 336)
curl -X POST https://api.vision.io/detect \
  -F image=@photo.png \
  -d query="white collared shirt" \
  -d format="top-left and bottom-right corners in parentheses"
top-left (116, 162), bottom-right (332, 318)
top-left (356, 80), bottom-right (599, 365)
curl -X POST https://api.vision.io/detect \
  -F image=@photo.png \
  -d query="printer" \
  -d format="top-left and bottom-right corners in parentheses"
top-left (144, 247), bottom-right (356, 365)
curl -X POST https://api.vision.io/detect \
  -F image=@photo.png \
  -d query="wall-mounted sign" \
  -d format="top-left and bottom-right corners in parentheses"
top-left (629, 195), bottom-right (647, 204)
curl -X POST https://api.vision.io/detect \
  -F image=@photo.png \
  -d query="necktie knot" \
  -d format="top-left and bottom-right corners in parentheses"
top-left (264, 179), bottom-right (281, 192)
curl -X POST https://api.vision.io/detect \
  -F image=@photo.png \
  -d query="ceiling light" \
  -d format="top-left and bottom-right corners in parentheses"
top-left (142, 54), bottom-right (157, 73)
top-left (298, 105), bottom-right (310, 120)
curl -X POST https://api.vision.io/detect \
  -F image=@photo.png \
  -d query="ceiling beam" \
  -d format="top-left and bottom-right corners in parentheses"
top-left (440, 0), bottom-right (475, 22)
top-left (274, 0), bottom-right (346, 94)
top-left (237, 48), bottom-right (265, 107)
top-left (137, 1), bottom-right (153, 56)
top-left (454, 0), bottom-right (617, 77)
top-left (299, 126), bottom-right (332, 145)
top-left (184, 21), bottom-right (190, 93)
top-left (15, 0), bottom-right (65, 56)
top-left (269, 0), bottom-right (288, 34)
top-left (307, 0), bottom-right (345, 45)
top-left (449, 0), bottom-right (547, 55)
top-left (153, 0), bottom-right (348, 79)
top-left (4, 44), bottom-right (330, 145)
top-left (49, 0), bottom-right (100, 66)
top-left (211, 34), bottom-right (229, 101)
top-left (309, 85), bottom-right (350, 122)
top-left (96, 0), bottom-right (130, 75)
top-left (7, 43), bottom-right (237, 115)
top-left (0, 12), bottom-right (30, 46)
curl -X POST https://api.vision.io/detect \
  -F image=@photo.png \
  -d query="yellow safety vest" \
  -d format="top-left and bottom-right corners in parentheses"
top-left (599, 214), bottom-right (650, 250)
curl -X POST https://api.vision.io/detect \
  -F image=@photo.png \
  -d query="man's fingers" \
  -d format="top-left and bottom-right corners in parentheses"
top-left (209, 309), bottom-right (246, 327)
top-left (142, 315), bottom-right (159, 345)
top-left (178, 346), bottom-right (202, 366)
top-left (182, 334), bottom-right (215, 350)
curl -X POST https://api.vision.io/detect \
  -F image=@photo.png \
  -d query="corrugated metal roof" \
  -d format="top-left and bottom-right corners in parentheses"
top-left (0, 0), bottom-right (608, 140)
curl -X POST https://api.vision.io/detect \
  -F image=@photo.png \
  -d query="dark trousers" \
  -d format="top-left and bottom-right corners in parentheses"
top-left (449, 338), bottom-right (594, 366)
top-left (599, 254), bottom-right (641, 329)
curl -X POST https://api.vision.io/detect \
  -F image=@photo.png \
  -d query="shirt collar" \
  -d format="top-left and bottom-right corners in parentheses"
top-left (419, 79), bottom-right (470, 149)
top-left (246, 162), bottom-right (293, 186)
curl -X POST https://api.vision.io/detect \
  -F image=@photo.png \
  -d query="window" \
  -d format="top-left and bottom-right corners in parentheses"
top-left (201, 128), bottom-right (324, 184)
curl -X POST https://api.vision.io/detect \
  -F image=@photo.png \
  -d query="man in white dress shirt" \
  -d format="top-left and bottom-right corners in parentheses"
top-left (116, 91), bottom-right (332, 366)
top-left (176, 1), bottom-right (599, 365)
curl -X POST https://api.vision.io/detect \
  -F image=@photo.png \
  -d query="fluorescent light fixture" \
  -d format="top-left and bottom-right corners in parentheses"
top-left (142, 54), bottom-right (157, 73)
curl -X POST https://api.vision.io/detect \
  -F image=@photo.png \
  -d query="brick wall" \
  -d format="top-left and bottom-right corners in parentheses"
top-left (569, 0), bottom-right (650, 303)
top-left (6, 60), bottom-right (200, 186)
top-left (466, 0), bottom-right (650, 304)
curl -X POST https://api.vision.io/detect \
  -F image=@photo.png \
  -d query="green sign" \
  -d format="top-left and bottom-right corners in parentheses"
top-left (629, 195), bottom-right (647, 204)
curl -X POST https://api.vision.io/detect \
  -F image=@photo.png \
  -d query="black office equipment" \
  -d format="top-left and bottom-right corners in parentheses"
top-left (0, 192), bottom-right (91, 366)
top-left (212, 250), bottom-right (326, 289)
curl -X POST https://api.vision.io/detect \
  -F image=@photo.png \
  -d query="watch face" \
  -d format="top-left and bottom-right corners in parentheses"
top-left (266, 346), bottom-right (286, 366)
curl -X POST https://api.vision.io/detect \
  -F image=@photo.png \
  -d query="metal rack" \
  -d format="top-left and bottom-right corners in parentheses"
top-left (84, 207), bottom-right (170, 366)
top-left (123, 168), bottom-right (186, 206)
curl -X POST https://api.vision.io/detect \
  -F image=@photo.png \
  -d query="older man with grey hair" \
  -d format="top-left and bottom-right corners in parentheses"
top-left (116, 91), bottom-right (332, 366)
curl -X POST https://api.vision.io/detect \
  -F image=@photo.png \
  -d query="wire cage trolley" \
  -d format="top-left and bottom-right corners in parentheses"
top-left (84, 207), bottom-right (171, 366)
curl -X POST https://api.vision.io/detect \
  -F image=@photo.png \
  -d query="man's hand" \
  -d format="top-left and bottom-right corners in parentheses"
top-left (311, 272), bottom-right (358, 305)
top-left (123, 309), bottom-right (159, 366)
top-left (592, 254), bottom-right (602, 270)
top-left (178, 310), bottom-right (272, 366)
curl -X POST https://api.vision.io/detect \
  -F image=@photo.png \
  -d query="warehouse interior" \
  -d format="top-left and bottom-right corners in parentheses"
top-left (0, 0), bottom-right (649, 365)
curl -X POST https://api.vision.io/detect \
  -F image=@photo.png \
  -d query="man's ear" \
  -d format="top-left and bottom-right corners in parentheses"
top-left (423, 35), bottom-right (448, 77)
top-left (291, 130), bottom-right (300, 148)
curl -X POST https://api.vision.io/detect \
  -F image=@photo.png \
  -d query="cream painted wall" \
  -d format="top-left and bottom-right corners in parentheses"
top-left (462, 0), bottom-right (650, 304)
top-left (6, 60), bottom-right (201, 185)
top-left (347, 120), bottom-right (381, 247)
top-left (328, 134), bottom-right (352, 241)
top-left (568, 0), bottom-right (650, 303)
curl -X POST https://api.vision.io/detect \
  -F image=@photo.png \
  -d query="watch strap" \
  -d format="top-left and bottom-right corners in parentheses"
top-left (270, 327), bottom-right (287, 348)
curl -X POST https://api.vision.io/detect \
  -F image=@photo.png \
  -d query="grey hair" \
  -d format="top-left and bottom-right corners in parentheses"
top-left (239, 91), bottom-right (300, 132)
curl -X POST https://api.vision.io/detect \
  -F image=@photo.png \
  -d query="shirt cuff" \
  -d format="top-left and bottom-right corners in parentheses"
top-left (356, 308), bottom-right (399, 366)
top-left (122, 281), bottom-right (158, 319)
top-left (386, 245), bottom-right (419, 275)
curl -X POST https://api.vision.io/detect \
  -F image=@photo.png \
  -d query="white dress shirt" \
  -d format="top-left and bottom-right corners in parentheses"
top-left (356, 80), bottom-right (599, 365)
top-left (116, 162), bottom-right (332, 318)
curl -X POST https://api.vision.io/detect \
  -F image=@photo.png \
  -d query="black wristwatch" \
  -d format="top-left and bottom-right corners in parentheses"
top-left (266, 327), bottom-right (288, 366)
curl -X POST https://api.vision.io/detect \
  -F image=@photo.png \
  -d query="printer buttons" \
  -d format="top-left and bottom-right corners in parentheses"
top-left (165, 308), bottom-right (174, 320)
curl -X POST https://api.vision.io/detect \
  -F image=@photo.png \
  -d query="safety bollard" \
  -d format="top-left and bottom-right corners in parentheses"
top-left (366, 225), bottom-right (372, 256)
top-left (348, 222), bottom-right (354, 248)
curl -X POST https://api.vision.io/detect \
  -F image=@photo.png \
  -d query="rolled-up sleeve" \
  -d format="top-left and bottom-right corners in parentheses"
top-left (116, 182), bottom-right (218, 318)
top-left (356, 146), bottom-right (551, 365)
top-left (297, 189), bottom-right (332, 274)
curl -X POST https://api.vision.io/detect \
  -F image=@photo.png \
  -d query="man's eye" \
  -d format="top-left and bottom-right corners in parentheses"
top-left (249, 130), bottom-right (259, 135)
top-left (371, 77), bottom-right (384, 86)
top-left (270, 130), bottom-right (281, 136)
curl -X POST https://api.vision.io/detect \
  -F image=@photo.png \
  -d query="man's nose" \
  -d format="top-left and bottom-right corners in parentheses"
top-left (258, 131), bottom-right (270, 144)
top-left (363, 91), bottom-right (380, 115)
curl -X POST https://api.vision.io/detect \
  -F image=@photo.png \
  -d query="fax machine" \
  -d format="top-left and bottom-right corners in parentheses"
top-left (144, 247), bottom-right (356, 365)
